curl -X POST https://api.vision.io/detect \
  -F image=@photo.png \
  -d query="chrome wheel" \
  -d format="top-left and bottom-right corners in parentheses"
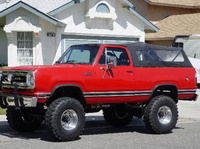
top-left (61, 109), bottom-right (78, 131)
top-left (45, 97), bottom-right (85, 141)
top-left (157, 106), bottom-right (172, 125)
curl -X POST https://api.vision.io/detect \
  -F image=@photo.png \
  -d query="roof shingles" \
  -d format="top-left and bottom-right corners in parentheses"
top-left (146, 13), bottom-right (200, 40)
top-left (145, 0), bottom-right (200, 8)
top-left (0, 0), bottom-right (72, 13)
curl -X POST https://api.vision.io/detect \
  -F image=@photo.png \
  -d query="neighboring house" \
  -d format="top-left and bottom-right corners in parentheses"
top-left (130, 0), bottom-right (200, 46)
top-left (0, 0), bottom-right (158, 66)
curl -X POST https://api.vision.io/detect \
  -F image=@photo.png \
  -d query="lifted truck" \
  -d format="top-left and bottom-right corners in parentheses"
top-left (0, 43), bottom-right (197, 141)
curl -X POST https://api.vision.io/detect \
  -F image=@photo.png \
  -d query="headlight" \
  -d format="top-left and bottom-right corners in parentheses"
top-left (26, 73), bottom-right (35, 86)
top-left (7, 74), bottom-right (14, 82)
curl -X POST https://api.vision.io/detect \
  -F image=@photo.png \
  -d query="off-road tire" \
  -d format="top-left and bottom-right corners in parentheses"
top-left (103, 104), bottom-right (134, 126)
top-left (6, 106), bottom-right (43, 132)
top-left (45, 97), bottom-right (85, 141)
top-left (144, 95), bottom-right (178, 134)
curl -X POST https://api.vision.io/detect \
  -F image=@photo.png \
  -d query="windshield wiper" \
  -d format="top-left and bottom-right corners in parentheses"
top-left (66, 60), bottom-right (77, 64)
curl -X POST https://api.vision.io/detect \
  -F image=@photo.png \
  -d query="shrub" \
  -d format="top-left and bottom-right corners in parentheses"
top-left (0, 63), bottom-right (7, 68)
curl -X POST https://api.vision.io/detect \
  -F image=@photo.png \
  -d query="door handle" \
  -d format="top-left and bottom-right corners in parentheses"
top-left (126, 70), bottom-right (133, 73)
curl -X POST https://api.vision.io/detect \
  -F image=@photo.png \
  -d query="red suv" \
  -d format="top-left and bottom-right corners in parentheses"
top-left (0, 43), bottom-right (197, 141)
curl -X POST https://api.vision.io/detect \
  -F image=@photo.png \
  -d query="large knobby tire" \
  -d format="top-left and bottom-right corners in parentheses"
top-left (6, 106), bottom-right (43, 132)
top-left (103, 104), bottom-right (134, 126)
top-left (144, 95), bottom-right (178, 134)
top-left (45, 97), bottom-right (85, 141)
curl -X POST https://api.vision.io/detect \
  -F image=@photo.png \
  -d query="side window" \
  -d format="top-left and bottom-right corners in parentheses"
top-left (99, 47), bottom-right (130, 66)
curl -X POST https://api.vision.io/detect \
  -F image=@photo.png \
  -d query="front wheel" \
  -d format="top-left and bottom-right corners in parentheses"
top-left (143, 95), bottom-right (178, 134)
top-left (45, 97), bottom-right (85, 141)
top-left (6, 106), bottom-right (43, 132)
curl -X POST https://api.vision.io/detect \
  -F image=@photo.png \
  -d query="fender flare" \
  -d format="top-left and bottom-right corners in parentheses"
top-left (150, 84), bottom-right (178, 103)
top-left (47, 84), bottom-right (86, 105)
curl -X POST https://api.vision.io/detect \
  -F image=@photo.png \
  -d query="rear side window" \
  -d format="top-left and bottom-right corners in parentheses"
top-left (125, 42), bottom-right (192, 67)
top-left (136, 49), bottom-right (184, 62)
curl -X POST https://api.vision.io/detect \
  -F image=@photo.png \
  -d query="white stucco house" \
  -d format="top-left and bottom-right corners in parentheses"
top-left (0, 0), bottom-right (158, 66)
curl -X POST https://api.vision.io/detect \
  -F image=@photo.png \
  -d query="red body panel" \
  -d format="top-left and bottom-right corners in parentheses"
top-left (0, 45), bottom-right (197, 105)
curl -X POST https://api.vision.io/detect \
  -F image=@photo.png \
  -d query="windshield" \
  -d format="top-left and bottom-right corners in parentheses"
top-left (58, 45), bottom-right (100, 64)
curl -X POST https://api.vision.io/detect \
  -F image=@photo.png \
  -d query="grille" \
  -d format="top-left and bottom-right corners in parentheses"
top-left (1, 70), bottom-right (34, 89)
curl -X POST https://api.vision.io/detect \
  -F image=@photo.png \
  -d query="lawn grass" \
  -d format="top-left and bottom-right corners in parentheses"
top-left (0, 108), bottom-right (6, 115)
top-left (0, 64), bottom-right (7, 68)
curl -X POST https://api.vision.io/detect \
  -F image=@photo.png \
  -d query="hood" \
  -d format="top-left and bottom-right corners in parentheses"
top-left (0, 64), bottom-right (81, 71)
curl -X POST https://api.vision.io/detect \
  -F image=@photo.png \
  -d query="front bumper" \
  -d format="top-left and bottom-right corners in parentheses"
top-left (0, 94), bottom-right (38, 108)
top-left (0, 84), bottom-right (37, 109)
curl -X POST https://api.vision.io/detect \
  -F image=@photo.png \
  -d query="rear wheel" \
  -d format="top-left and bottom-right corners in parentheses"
top-left (103, 104), bottom-right (134, 126)
top-left (6, 106), bottom-right (43, 132)
top-left (143, 95), bottom-right (178, 134)
top-left (45, 97), bottom-right (85, 141)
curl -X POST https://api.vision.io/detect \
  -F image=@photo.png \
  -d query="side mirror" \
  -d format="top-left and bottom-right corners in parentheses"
top-left (108, 56), bottom-right (117, 69)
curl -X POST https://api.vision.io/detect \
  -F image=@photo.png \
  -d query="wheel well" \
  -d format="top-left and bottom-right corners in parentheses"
top-left (151, 85), bottom-right (178, 103)
top-left (47, 86), bottom-right (86, 106)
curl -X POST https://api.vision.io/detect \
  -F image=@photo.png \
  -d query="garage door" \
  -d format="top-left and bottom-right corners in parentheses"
top-left (62, 35), bottom-right (139, 53)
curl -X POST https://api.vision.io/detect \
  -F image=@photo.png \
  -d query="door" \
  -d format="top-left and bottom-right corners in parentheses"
top-left (95, 45), bottom-right (134, 102)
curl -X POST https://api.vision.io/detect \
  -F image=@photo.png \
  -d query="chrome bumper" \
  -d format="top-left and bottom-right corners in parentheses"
top-left (0, 84), bottom-right (37, 109)
top-left (0, 94), bottom-right (38, 108)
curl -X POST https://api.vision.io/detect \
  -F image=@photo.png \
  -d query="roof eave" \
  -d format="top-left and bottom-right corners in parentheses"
top-left (48, 0), bottom-right (86, 16)
top-left (121, 0), bottom-right (134, 8)
top-left (146, 37), bottom-right (174, 41)
top-left (128, 8), bottom-right (159, 33)
top-left (48, 1), bottom-right (75, 16)
top-left (0, 1), bottom-right (66, 27)
top-left (144, 0), bottom-right (200, 9)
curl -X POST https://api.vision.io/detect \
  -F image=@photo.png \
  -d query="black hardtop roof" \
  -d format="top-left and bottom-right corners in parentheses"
top-left (123, 43), bottom-right (192, 67)
top-left (71, 42), bottom-right (182, 51)
top-left (70, 42), bottom-right (192, 67)
top-left (124, 42), bottom-right (181, 50)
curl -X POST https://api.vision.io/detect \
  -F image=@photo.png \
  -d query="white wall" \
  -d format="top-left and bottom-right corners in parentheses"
top-left (0, 0), bottom-right (6, 4)
top-left (4, 8), bottom-right (41, 66)
top-left (3, 8), bottom-right (58, 66)
top-left (39, 18), bottom-right (57, 65)
top-left (55, 0), bottom-right (145, 41)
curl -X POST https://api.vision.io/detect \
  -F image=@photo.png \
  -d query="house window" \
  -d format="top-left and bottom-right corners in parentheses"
top-left (96, 3), bottom-right (110, 13)
top-left (172, 42), bottom-right (183, 48)
top-left (17, 32), bottom-right (33, 65)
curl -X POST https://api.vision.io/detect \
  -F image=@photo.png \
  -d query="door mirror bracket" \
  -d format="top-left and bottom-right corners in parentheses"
top-left (108, 56), bottom-right (117, 69)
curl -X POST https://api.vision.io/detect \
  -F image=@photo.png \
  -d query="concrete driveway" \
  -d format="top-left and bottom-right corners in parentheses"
top-left (178, 89), bottom-right (200, 122)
